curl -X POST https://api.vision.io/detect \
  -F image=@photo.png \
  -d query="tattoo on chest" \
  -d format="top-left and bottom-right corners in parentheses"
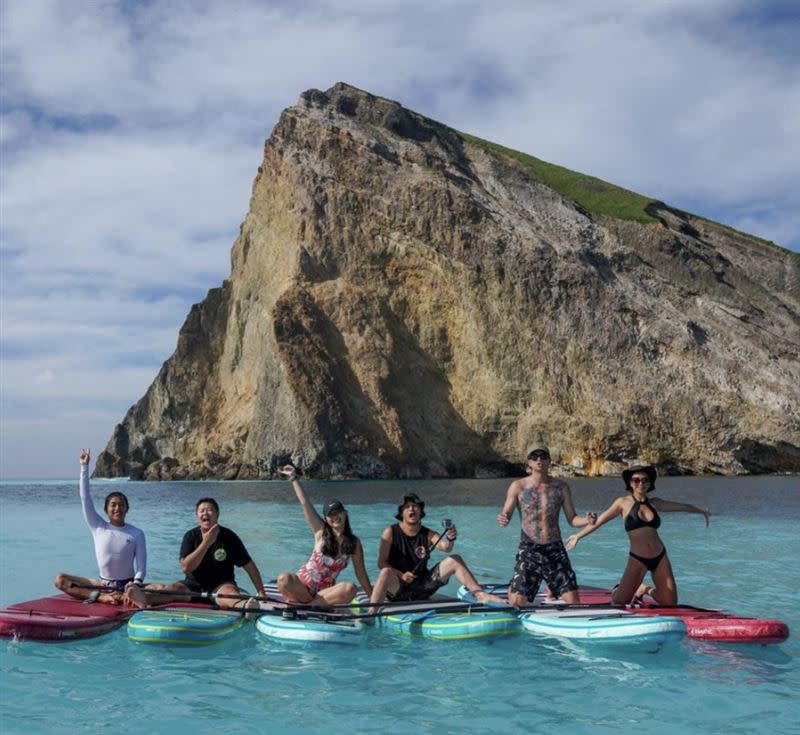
top-left (520, 482), bottom-right (564, 541)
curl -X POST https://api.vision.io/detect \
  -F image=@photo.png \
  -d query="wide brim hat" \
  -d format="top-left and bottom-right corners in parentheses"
top-left (395, 493), bottom-right (426, 520)
top-left (622, 465), bottom-right (657, 490)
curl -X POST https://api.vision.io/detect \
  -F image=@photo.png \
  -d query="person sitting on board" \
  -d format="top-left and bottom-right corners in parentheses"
top-left (497, 444), bottom-right (597, 607)
top-left (54, 449), bottom-right (149, 608)
top-left (145, 497), bottom-right (268, 614)
top-left (274, 464), bottom-right (373, 607)
top-left (369, 493), bottom-right (503, 613)
top-left (566, 464), bottom-right (710, 605)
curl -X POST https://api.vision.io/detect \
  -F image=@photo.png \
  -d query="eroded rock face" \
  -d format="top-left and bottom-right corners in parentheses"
top-left (95, 83), bottom-right (800, 479)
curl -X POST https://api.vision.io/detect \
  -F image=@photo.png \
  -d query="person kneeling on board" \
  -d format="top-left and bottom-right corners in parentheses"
top-left (566, 464), bottom-right (709, 605)
top-left (369, 493), bottom-right (503, 613)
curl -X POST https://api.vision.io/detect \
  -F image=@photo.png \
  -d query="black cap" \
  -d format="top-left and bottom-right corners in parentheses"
top-left (622, 465), bottom-right (657, 492)
top-left (323, 499), bottom-right (345, 516)
top-left (395, 493), bottom-right (426, 520)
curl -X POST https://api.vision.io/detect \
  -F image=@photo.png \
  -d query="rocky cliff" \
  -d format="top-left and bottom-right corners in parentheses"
top-left (95, 83), bottom-right (800, 480)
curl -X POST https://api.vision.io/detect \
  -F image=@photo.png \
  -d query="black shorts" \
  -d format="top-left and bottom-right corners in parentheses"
top-left (388, 563), bottom-right (446, 601)
top-left (509, 541), bottom-right (578, 599)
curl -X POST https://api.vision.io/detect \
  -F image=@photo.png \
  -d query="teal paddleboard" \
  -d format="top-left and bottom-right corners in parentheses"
top-left (128, 608), bottom-right (246, 645)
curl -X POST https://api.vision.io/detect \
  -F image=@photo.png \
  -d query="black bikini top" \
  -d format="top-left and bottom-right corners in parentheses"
top-left (624, 498), bottom-right (661, 532)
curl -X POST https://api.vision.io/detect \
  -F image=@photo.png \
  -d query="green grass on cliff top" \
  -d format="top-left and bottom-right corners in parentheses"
top-left (458, 132), bottom-right (658, 224)
top-left (457, 132), bottom-right (793, 256)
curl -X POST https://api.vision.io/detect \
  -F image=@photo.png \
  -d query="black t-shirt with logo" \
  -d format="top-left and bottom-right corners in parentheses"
top-left (179, 526), bottom-right (252, 592)
top-left (387, 523), bottom-right (432, 575)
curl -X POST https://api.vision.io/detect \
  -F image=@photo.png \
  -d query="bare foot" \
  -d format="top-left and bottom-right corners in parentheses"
top-left (98, 592), bottom-right (123, 605)
top-left (125, 584), bottom-right (148, 609)
top-left (634, 583), bottom-right (655, 602)
top-left (473, 589), bottom-right (506, 606)
top-left (242, 597), bottom-right (260, 620)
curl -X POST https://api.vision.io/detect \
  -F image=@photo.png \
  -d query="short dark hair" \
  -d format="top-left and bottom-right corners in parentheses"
top-left (195, 497), bottom-right (219, 513)
top-left (104, 492), bottom-right (129, 512)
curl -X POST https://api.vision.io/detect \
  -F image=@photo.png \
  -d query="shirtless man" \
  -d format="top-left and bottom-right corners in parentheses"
top-left (54, 449), bottom-right (149, 607)
top-left (497, 445), bottom-right (596, 606)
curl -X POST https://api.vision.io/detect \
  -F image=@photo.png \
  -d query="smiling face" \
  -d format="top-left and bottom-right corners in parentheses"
top-left (105, 494), bottom-right (128, 526)
top-left (196, 501), bottom-right (219, 530)
top-left (326, 509), bottom-right (347, 532)
top-left (629, 473), bottom-right (651, 497)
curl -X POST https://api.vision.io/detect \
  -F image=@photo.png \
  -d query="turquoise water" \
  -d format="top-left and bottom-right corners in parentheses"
top-left (1, 476), bottom-right (797, 734)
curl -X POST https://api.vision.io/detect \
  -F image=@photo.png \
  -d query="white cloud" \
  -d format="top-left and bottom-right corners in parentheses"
top-left (1, 0), bottom-right (798, 477)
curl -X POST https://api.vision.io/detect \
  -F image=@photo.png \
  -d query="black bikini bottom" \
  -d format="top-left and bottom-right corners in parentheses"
top-left (629, 547), bottom-right (666, 572)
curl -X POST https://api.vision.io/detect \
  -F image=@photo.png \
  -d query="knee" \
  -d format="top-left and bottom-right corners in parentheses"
top-left (376, 568), bottom-right (395, 583)
top-left (342, 582), bottom-right (357, 599)
top-left (276, 573), bottom-right (292, 589)
top-left (448, 554), bottom-right (465, 567)
top-left (54, 574), bottom-right (69, 590)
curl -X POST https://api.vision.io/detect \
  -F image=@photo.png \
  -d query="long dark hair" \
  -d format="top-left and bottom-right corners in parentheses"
top-left (321, 514), bottom-right (358, 557)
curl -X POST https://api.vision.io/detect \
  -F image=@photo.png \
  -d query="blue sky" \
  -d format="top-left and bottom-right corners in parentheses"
top-left (2, 0), bottom-right (798, 478)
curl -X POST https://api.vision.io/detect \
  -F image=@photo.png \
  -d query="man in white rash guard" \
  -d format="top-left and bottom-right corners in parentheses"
top-left (54, 449), bottom-right (149, 607)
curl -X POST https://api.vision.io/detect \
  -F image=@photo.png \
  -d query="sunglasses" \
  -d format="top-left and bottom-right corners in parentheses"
top-left (530, 452), bottom-right (550, 461)
top-left (630, 477), bottom-right (650, 484)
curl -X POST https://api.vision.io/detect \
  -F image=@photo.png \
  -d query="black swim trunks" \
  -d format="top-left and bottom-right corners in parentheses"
top-left (388, 563), bottom-right (446, 601)
top-left (509, 540), bottom-right (578, 599)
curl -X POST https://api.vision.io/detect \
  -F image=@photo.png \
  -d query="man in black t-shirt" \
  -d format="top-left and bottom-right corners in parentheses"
top-left (164, 497), bottom-right (268, 612)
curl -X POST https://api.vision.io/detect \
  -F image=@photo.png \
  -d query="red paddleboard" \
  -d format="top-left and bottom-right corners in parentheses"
top-left (0, 595), bottom-right (136, 642)
top-left (0, 595), bottom-right (214, 643)
top-left (634, 605), bottom-right (789, 644)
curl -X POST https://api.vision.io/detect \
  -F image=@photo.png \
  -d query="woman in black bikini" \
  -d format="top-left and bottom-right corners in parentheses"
top-left (566, 465), bottom-right (709, 605)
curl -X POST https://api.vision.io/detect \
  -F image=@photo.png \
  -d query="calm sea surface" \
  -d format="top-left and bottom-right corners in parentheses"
top-left (1, 475), bottom-right (798, 735)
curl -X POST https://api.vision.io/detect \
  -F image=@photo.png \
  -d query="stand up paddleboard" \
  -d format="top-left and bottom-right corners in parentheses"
top-left (372, 594), bottom-right (520, 641)
top-left (256, 608), bottom-right (366, 644)
top-left (458, 584), bottom-right (789, 644)
top-left (0, 595), bottom-right (137, 642)
top-left (520, 610), bottom-right (685, 646)
top-left (127, 606), bottom-right (247, 645)
top-left (252, 582), bottom-right (368, 644)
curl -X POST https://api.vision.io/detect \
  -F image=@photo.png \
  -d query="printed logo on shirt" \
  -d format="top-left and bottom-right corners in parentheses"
top-left (214, 548), bottom-right (227, 562)
top-left (415, 545), bottom-right (426, 559)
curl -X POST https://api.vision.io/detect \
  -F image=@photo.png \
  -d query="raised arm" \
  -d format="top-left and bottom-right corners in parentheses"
top-left (78, 448), bottom-right (103, 529)
top-left (566, 497), bottom-right (625, 550)
top-left (279, 465), bottom-right (323, 534)
top-left (497, 481), bottom-right (520, 527)
top-left (427, 523), bottom-right (457, 553)
top-left (561, 484), bottom-right (598, 528)
top-left (351, 539), bottom-right (373, 597)
top-left (651, 498), bottom-right (710, 526)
